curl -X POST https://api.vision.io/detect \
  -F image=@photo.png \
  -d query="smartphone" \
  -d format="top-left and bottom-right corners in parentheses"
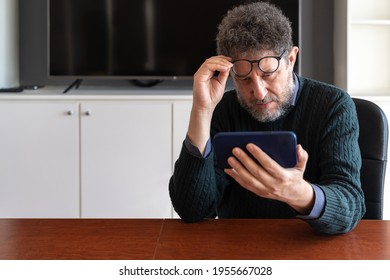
top-left (213, 131), bottom-right (297, 169)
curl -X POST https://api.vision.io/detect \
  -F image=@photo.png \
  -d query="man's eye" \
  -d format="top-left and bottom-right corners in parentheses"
top-left (237, 77), bottom-right (251, 83)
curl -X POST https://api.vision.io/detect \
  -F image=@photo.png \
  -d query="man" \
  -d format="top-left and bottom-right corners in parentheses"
top-left (169, 2), bottom-right (365, 234)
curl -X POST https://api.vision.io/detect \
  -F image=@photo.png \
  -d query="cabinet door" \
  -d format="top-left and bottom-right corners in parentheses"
top-left (172, 101), bottom-right (192, 166)
top-left (0, 101), bottom-right (79, 217)
top-left (80, 102), bottom-right (172, 218)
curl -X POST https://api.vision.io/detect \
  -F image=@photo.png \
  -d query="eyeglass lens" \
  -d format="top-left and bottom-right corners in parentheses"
top-left (233, 57), bottom-right (280, 77)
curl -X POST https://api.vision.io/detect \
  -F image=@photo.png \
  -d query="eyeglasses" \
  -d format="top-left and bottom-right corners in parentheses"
top-left (231, 50), bottom-right (286, 78)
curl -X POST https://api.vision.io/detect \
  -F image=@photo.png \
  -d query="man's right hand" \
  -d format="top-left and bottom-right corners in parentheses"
top-left (187, 56), bottom-right (233, 155)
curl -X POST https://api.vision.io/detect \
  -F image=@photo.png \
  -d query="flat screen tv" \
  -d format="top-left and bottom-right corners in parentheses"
top-left (48, 0), bottom-right (300, 82)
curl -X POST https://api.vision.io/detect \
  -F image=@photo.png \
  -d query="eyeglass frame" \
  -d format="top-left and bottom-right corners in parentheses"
top-left (231, 49), bottom-right (287, 78)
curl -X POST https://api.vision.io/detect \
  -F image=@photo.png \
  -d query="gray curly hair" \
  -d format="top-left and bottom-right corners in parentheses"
top-left (216, 1), bottom-right (293, 58)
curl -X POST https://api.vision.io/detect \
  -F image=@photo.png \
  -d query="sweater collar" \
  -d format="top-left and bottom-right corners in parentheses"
top-left (291, 72), bottom-right (299, 106)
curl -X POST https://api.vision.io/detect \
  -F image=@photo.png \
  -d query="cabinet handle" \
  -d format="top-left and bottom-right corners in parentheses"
top-left (67, 110), bottom-right (73, 116)
top-left (85, 111), bottom-right (92, 116)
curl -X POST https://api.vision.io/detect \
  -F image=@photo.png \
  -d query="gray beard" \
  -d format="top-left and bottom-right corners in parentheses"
top-left (236, 76), bottom-right (295, 123)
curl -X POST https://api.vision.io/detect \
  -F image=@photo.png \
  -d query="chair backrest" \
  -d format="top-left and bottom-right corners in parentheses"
top-left (353, 98), bottom-right (389, 219)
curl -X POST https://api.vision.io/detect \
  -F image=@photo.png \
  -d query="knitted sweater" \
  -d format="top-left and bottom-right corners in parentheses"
top-left (169, 75), bottom-right (365, 235)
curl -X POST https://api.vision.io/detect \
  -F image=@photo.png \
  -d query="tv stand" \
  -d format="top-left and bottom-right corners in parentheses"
top-left (0, 87), bottom-right (23, 93)
top-left (63, 79), bottom-right (83, 93)
top-left (131, 80), bottom-right (162, 87)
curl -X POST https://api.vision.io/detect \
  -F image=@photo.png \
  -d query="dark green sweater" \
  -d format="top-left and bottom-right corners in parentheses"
top-left (169, 76), bottom-right (365, 235)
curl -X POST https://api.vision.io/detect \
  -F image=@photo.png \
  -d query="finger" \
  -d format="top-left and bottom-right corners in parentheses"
top-left (229, 147), bottom-right (276, 195)
top-left (295, 144), bottom-right (308, 171)
top-left (225, 157), bottom-right (256, 192)
top-left (246, 143), bottom-right (283, 177)
top-left (214, 66), bottom-right (231, 86)
top-left (226, 153), bottom-right (253, 177)
top-left (230, 146), bottom-right (267, 179)
top-left (224, 156), bottom-right (262, 194)
top-left (196, 56), bottom-right (233, 78)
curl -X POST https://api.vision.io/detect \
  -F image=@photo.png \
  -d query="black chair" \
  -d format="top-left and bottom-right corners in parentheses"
top-left (353, 98), bottom-right (388, 219)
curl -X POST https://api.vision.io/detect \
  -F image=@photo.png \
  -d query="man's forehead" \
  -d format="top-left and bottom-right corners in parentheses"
top-left (234, 49), bottom-right (278, 59)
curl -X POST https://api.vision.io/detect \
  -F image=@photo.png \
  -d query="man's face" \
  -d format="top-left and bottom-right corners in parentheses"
top-left (231, 48), bottom-right (298, 122)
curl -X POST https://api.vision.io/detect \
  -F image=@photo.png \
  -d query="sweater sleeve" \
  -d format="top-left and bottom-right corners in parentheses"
top-left (169, 142), bottom-right (228, 222)
top-left (304, 95), bottom-right (366, 234)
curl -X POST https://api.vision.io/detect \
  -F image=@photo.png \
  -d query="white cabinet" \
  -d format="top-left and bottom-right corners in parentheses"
top-left (80, 102), bottom-right (172, 218)
top-left (0, 94), bottom-right (192, 218)
top-left (0, 101), bottom-right (80, 218)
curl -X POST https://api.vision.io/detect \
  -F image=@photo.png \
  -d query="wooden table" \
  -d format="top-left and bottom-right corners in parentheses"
top-left (0, 219), bottom-right (389, 260)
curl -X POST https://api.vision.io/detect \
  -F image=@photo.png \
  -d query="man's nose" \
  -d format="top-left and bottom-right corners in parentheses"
top-left (251, 71), bottom-right (268, 100)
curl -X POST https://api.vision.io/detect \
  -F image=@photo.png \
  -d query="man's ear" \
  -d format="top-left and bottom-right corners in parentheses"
top-left (288, 46), bottom-right (299, 68)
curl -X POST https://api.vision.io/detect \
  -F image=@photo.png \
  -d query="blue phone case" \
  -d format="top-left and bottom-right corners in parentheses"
top-left (213, 131), bottom-right (297, 169)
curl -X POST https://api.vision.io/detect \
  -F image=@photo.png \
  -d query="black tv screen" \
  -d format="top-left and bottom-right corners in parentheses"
top-left (49, 0), bottom-right (300, 80)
